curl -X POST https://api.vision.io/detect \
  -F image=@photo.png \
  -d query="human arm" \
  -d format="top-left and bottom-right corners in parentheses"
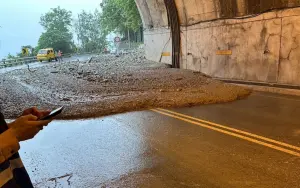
top-left (0, 115), bottom-right (51, 163)
top-left (0, 128), bottom-right (20, 163)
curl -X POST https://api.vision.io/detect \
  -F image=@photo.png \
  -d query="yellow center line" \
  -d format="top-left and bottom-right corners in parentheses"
top-left (156, 108), bottom-right (300, 152)
top-left (151, 109), bottom-right (300, 157)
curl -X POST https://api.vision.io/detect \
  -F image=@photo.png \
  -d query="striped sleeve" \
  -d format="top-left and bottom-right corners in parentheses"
top-left (0, 129), bottom-right (20, 164)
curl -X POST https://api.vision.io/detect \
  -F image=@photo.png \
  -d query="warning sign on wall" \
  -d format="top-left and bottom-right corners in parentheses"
top-left (216, 50), bottom-right (232, 55)
top-left (161, 52), bottom-right (171, 56)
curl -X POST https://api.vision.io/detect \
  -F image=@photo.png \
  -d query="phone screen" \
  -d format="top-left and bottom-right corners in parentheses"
top-left (49, 107), bottom-right (63, 116)
top-left (40, 107), bottom-right (64, 120)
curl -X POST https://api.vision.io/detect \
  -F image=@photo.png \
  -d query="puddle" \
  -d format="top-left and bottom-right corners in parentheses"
top-left (19, 116), bottom-right (153, 187)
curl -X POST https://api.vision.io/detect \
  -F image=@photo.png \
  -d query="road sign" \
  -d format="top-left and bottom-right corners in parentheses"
top-left (22, 48), bottom-right (29, 55)
top-left (114, 36), bottom-right (121, 43)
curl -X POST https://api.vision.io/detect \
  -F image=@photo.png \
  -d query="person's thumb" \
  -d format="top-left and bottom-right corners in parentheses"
top-left (25, 114), bottom-right (38, 121)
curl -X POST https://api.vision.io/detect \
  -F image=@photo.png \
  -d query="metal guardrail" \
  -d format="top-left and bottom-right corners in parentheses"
top-left (0, 52), bottom-right (93, 68)
top-left (0, 56), bottom-right (37, 68)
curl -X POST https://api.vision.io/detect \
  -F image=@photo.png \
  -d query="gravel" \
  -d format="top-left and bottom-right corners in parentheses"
top-left (0, 50), bottom-right (251, 119)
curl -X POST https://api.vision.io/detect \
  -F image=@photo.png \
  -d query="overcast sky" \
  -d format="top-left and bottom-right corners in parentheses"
top-left (0, 0), bottom-right (102, 58)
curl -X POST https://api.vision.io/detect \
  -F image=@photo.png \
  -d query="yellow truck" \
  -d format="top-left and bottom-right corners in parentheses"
top-left (37, 48), bottom-right (58, 62)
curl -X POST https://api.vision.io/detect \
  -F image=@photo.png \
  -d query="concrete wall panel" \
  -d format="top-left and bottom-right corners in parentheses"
top-left (175, 0), bottom-right (220, 25)
top-left (135, 0), bottom-right (153, 28)
top-left (185, 18), bottom-right (281, 82)
top-left (176, 0), bottom-right (300, 25)
top-left (278, 16), bottom-right (300, 85)
top-left (145, 0), bottom-right (168, 27)
top-left (135, 0), bottom-right (171, 64)
top-left (144, 28), bottom-right (172, 64)
top-left (135, 0), bottom-right (168, 28)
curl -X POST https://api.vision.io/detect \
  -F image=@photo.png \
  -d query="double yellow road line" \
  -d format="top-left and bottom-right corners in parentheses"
top-left (151, 108), bottom-right (300, 157)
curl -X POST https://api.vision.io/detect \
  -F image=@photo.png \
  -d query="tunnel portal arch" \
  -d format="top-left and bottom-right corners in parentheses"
top-left (134, 0), bottom-right (300, 86)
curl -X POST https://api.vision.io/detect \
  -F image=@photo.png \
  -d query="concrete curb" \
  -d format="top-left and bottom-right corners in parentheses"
top-left (233, 83), bottom-right (300, 97)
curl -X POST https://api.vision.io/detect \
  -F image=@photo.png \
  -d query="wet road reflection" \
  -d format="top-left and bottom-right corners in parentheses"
top-left (18, 92), bottom-right (300, 188)
top-left (20, 117), bottom-right (153, 187)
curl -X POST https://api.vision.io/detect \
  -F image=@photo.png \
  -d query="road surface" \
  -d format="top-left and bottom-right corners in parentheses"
top-left (19, 91), bottom-right (300, 188)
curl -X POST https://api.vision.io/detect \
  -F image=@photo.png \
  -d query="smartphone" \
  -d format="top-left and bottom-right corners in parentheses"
top-left (40, 107), bottom-right (64, 120)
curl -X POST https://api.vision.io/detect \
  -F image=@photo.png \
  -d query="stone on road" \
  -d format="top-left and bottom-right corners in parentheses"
top-left (0, 51), bottom-right (250, 119)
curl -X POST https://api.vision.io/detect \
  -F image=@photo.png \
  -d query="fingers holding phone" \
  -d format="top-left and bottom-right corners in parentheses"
top-left (39, 107), bottom-right (64, 120)
top-left (7, 107), bottom-right (64, 142)
top-left (8, 115), bottom-right (52, 142)
top-left (22, 107), bottom-right (51, 119)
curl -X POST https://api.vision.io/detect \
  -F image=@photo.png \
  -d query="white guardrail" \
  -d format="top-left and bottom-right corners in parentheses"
top-left (0, 52), bottom-right (92, 68)
top-left (0, 56), bottom-right (37, 68)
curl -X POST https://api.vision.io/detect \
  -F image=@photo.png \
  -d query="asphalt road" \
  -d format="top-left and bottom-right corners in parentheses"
top-left (19, 91), bottom-right (300, 188)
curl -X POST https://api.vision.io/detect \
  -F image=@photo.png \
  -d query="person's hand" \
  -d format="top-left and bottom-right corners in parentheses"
top-left (8, 115), bottom-right (52, 142)
top-left (22, 107), bottom-right (50, 119)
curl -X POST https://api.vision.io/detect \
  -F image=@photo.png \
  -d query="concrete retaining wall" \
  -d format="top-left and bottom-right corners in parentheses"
top-left (144, 28), bottom-right (172, 64)
top-left (182, 8), bottom-right (300, 85)
top-left (135, 0), bottom-right (172, 64)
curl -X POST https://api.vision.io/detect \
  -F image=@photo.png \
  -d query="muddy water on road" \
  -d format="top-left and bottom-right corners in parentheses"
top-left (19, 116), bottom-right (154, 187)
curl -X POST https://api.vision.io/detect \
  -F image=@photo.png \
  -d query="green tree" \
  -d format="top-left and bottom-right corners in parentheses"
top-left (7, 53), bottom-right (16, 59)
top-left (37, 7), bottom-right (74, 53)
top-left (40, 6), bottom-right (72, 32)
top-left (37, 29), bottom-right (73, 53)
top-left (100, 0), bottom-right (142, 34)
top-left (75, 10), bottom-right (107, 52)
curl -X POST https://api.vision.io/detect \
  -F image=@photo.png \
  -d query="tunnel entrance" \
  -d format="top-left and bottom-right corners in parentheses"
top-left (135, 0), bottom-right (300, 86)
